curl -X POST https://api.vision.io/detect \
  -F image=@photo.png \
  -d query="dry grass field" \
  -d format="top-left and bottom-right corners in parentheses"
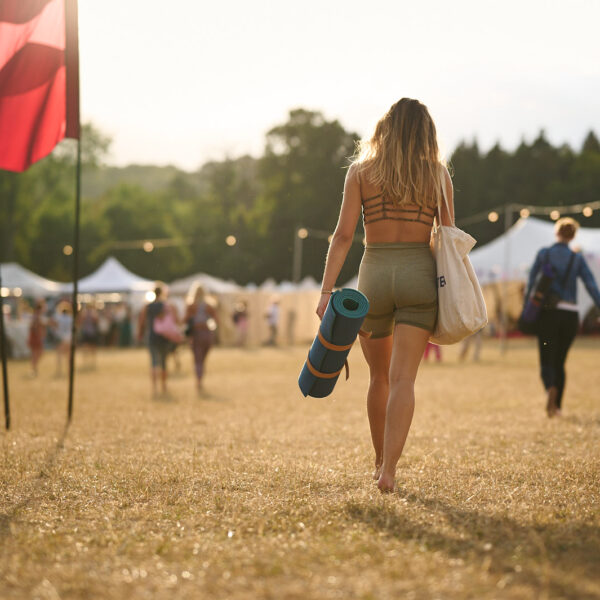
top-left (1, 338), bottom-right (599, 600)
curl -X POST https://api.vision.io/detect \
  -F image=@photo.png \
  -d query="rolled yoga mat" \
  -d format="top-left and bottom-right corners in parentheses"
top-left (298, 288), bottom-right (370, 398)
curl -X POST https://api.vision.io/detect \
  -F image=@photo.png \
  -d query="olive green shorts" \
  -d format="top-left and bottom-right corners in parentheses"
top-left (357, 242), bottom-right (438, 338)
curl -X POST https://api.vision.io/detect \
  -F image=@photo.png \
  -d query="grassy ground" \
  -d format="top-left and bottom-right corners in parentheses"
top-left (1, 339), bottom-right (599, 599)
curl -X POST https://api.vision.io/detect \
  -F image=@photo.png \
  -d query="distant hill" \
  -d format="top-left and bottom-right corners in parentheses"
top-left (82, 157), bottom-right (259, 199)
top-left (82, 164), bottom-right (198, 198)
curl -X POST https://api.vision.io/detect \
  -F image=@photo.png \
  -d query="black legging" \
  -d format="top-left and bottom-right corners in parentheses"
top-left (536, 309), bottom-right (579, 409)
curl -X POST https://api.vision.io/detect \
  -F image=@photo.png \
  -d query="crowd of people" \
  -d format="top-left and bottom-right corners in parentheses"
top-left (2, 281), bottom-right (291, 393)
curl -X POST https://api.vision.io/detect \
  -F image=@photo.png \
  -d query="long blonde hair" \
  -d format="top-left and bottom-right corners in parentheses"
top-left (187, 282), bottom-right (206, 306)
top-left (354, 98), bottom-right (444, 209)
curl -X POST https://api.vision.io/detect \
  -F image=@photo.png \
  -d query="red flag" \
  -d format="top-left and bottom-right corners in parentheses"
top-left (0, 0), bottom-right (79, 172)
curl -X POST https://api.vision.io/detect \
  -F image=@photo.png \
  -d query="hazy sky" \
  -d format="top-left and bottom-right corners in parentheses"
top-left (78, 0), bottom-right (600, 171)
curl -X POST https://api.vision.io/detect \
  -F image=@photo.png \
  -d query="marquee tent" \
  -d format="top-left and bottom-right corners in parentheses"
top-left (67, 257), bottom-right (154, 294)
top-left (0, 262), bottom-right (66, 297)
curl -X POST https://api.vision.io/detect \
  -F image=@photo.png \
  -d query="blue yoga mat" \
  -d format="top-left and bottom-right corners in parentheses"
top-left (298, 288), bottom-right (369, 398)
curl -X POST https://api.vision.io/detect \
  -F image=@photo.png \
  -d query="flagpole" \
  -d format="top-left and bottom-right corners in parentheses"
top-left (66, 0), bottom-right (81, 423)
top-left (67, 139), bottom-right (81, 422)
top-left (0, 266), bottom-right (10, 430)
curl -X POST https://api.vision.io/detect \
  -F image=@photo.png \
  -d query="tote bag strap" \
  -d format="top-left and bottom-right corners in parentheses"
top-left (436, 165), bottom-right (454, 227)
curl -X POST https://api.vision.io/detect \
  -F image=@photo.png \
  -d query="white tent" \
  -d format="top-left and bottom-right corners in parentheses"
top-left (69, 257), bottom-right (154, 294)
top-left (470, 217), bottom-right (600, 318)
top-left (168, 272), bottom-right (240, 296)
top-left (0, 262), bottom-right (66, 297)
top-left (470, 217), bottom-right (600, 284)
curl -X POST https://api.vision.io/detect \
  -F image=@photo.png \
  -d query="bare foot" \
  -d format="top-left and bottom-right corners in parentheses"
top-left (377, 474), bottom-right (395, 493)
top-left (372, 464), bottom-right (382, 481)
top-left (546, 386), bottom-right (558, 418)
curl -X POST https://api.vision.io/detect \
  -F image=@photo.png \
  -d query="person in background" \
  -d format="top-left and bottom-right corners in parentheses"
top-left (118, 304), bottom-right (133, 347)
top-left (232, 301), bottom-right (249, 347)
top-left (28, 299), bottom-right (47, 376)
top-left (78, 303), bottom-right (99, 370)
top-left (138, 284), bottom-right (170, 397)
top-left (423, 341), bottom-right (442, 362)
top-left (526, 217), bottom-right (600, 417)
top-left (166, 300), bottom-right (183, 375)
top-left (316, 98), bottom-right (451, 492)
top-left (265, 298), bottom-right (280, 346)
top-left (459, 329), bottom-right (483, 362)
top-left (185, 283), bottom-right (218, 394)
top-left (97, 307), bottom-right (111, 346)
top-left (53, 300), bottom-right (73, 377)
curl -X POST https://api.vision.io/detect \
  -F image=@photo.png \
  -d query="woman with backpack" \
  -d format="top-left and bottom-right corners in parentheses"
top-left (526, 217), bottom-right (600, 417)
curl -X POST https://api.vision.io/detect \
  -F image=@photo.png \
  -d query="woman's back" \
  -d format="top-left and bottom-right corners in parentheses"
top-left (358, 164), bottom-right (452, 244)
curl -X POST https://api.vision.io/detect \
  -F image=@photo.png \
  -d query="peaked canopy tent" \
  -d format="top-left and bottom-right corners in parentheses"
top-left (469, 217), bottom-right (600, 320)
top-left (0, 262), bottom-right (67, 297)
top-left (168, 272), bottom-right (241, 297)
top-left (65, 257), bottom-right (154, 294)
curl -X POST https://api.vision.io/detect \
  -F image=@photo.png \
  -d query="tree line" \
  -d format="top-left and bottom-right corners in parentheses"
top-left (1, 110), bottom-right (599, 286)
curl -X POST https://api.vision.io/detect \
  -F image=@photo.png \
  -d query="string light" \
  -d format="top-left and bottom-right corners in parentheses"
top-left (225, 235), bottom-right (237, 246)
top-left (143, 241), bottom-right (154, 252)
top-left (583, 206), bottom-right (593, 217)
top-left (519, 208), bottom-right (530, 218)
top-left (550, 210), bottom-right (560, 221)
top-left (488, 211), bottom-right (499, 223)
top-left (63, 245), bottom-right (73, 256)
top-left (297, 228), bottom-right (308, 239)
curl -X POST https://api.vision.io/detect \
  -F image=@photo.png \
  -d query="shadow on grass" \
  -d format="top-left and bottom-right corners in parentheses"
top-left (0, 423), bottom-right (69, 541)
top-left (344, 491), bottom-right (600, 598)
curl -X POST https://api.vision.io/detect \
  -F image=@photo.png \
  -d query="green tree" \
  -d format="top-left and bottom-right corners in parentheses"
top-left (257, 109), bottom-right (360, 282)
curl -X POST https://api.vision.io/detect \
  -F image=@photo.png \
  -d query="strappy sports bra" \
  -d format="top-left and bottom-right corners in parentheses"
top-left (361, 191), bottom-right (436, 226)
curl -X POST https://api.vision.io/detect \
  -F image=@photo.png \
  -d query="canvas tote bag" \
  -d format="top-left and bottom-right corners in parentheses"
top-left (430, 173), bottom-right (487, 345)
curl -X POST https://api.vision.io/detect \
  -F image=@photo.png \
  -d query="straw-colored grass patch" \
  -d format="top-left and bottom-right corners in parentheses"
top-left (1, 339), bottom-right (599, 599)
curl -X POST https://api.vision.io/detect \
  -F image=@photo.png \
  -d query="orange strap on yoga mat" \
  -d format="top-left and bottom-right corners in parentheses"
top-left (307, 328), bottom-right (370, 382)
top-left (317, 330), bottom-right (353, 351)
top-left (306, 354), bottom-right (350, 381)
top-left (317, 328), bottom-right (371, 351)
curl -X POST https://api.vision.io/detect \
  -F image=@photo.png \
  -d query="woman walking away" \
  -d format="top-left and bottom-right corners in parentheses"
top-left (185, 283), bottom-right (217, 394)
top-left (526, 217), bottom-right (600, 417)
top-left (316, 98), bottom-right (452, 493)
top-left (137, 284), bottom-right (171, 397)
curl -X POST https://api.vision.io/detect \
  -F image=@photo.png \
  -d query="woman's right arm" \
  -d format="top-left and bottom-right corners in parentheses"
top-left (316, 164), bottom-right (362, 319)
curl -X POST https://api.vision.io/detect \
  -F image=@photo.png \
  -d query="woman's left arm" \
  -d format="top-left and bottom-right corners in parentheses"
top-left (316, 164), bottom-right (362, 319)
top-left (578, 254), bottom-right (600, 307)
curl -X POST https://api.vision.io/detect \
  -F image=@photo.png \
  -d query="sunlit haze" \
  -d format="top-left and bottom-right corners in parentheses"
top-left (79, 0), bottom-right (600, 170)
